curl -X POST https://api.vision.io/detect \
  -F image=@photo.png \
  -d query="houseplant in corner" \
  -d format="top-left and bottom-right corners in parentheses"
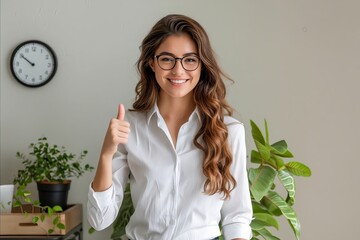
top-left (248, 119), bottom-right (311, 240)
top-left (12, 137), bottom-right (94, 233)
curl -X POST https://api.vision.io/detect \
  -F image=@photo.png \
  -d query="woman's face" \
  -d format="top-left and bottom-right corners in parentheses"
top-left (150, 33), bottom-right (201, 101)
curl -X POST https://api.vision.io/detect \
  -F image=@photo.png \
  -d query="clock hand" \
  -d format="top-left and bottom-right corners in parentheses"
top-left (20, 54), bottom-right (35, 66)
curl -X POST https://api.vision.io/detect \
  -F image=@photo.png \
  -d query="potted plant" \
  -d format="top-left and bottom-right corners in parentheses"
top-left (12, 137), bottom-right (94, 219)
top-left (108, 120), bottom-right (311, 240)
top-left (248, 119), bottom-right (311, 240)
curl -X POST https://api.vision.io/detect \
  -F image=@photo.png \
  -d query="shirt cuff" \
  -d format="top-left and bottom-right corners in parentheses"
top-left (222, 222), bottom-right (252, 240)
top-left (88, 182), bottom-right (114, 210)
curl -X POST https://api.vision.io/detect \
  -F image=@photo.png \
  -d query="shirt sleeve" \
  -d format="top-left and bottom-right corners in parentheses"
top-left (87, 144), bottom-right (130, 231)
top-left (221, 122), bottom-right (253, 240)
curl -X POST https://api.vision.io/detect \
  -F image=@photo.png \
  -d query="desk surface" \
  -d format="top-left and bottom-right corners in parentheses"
top-left (0, 223), bottom-right (82, 240)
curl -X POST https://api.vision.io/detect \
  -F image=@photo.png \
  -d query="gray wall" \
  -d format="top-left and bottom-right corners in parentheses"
top-left (1, 0), bottom-right (359, 239)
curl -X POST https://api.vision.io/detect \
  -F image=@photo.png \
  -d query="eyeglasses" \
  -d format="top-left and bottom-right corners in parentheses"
top-left (154, 54), bottom-right (200, 71)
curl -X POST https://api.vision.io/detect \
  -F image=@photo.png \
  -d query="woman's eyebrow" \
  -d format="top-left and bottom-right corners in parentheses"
top-left (156, 51), bottom-right (198, 57)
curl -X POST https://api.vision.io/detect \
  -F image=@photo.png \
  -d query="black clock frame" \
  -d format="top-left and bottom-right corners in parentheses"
top-left (10, 40), bottom-right (58, 88)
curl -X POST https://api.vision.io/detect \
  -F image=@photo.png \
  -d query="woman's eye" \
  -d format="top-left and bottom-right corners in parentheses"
top-left (160, 57), bottom-right (174, 62)
top-left (184, 57), bottom-right (198, 63)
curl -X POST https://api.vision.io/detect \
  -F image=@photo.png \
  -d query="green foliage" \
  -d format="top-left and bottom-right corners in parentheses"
top-left (111, 183), bottom-right (135, 240)
top-left (249, 120), bottom-right (311, 240)
top-left (12, 186), bottom-right (64, 234)
top-left (11, 137), bottom-right (94, 235)
top-left (13, 137), bottom-right (93, 186)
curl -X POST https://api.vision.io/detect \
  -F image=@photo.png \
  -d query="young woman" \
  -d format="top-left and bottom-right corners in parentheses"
top-left (87, 14), bottom-right (252, 240)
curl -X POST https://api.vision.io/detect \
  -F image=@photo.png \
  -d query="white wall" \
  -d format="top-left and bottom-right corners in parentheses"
top-left (1, 0), bottom-right (359, 239)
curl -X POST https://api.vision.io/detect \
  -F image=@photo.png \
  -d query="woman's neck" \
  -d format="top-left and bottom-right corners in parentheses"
top-left (157, 93), bottom-right (196, 122)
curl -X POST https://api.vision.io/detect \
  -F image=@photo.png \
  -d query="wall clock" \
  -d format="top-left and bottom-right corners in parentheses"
top-left (10, 40), bottom-right (57, 87)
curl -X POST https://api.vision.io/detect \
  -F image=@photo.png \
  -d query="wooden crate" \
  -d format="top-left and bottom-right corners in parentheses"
top-left (0, 204), bottom-right (82, 235)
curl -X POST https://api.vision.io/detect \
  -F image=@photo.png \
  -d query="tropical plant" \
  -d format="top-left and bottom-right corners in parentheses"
top-left (248, 120), bottom-right (311, 240)
top-left (106, 120), bottom-right (311, 240)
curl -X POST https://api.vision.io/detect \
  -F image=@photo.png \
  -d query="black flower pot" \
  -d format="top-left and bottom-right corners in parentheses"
top-left (36, 180), bottom-right (71, 210)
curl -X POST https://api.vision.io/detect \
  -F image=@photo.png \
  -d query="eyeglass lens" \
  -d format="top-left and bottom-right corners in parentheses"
top-left (157, 55), bottom-right (199, 71)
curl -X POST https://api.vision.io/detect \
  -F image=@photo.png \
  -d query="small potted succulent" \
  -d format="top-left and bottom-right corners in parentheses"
top-left (13, 137), bottom-right (94, 211)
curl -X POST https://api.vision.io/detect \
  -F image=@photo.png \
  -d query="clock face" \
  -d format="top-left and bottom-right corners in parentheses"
top-left (10, 40), bottom-right (57, 87)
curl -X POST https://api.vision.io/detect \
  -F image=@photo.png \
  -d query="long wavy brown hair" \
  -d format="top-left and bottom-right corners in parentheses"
top-left (132, 14), bottom-right (236, 199)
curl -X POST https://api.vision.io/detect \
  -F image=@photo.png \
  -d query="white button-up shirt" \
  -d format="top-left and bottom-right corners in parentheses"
top-left (87, 104), bottom-right (252, 240)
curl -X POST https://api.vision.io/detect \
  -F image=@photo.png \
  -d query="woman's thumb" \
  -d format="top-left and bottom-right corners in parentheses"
top-left (117, 104), bottom-right (125, 120)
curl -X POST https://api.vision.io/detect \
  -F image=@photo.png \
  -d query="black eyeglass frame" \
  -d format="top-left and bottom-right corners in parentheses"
top-left (154, 54), bottom-right (201, 71)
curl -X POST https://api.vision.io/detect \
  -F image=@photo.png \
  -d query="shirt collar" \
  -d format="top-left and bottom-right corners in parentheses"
top-left (146, 102), bottom-right (201, 125)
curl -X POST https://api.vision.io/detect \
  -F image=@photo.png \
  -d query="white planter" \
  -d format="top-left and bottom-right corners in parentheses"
top-left (0, 184), bottom-right (14, 213)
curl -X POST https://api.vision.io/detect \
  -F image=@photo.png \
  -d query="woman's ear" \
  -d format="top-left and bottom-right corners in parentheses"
top-left (149, 59), bottom-right (155, 72)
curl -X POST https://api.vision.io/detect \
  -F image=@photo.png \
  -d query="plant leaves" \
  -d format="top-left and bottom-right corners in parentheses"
top-left (254, 140), bottom-right (271, 161)
top-left (278, 170), bottom-right (295, 205)
top-left (111, 183), bottom-right (134, 239)
top-left (53, 216), bottom-right (59, 225)
top-left (253, 212), bottom-right (279, 230)
top-left (252, 201), bottom-right (270, 214)
top-left (271, 140), bottom-right (288, 154)
top-left (251, 120), bottom-right (265, 145)
top-left (265, 191), bottom-right (301, 240)
top-left (286, 161), bottom-right (311, 177)
top-left (251, 150), bottom-right (262, 164)
top-left (265, 119), bottom-right (269, 144)
top-left (57, 223), bottom-right (65, 229)
top-left (52, 205), bottom-right (63, 212)
top-left (32, 216), bottom-right (39, 224)
top-left (249, 165), bottom-right (277, 202)
top-left (256, 227), bottom-right (281, 240)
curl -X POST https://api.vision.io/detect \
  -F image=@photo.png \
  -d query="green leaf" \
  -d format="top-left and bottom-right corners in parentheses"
top-left (253, 212), bottom-right (279, 230)
top-left (254, 140), bottom-right (271, 161)
top-left (278, 170), bottom-right (295, 205)
top-left (251, 120), bottom-right (265, 145)
top-left (57, 223), bottom-right (65, 229)
top-left (286, 161), bottom-right (311, 177)
top-left (251, 150), bottom-right (262, 164)
top-left (53, 216), bottom-right (59, 225)
top-left (47, 207), bottom-right (54, 217)
top-left (52, 205), bottom-right (63, 212)
top-left (264, 119), bottom-right (269, 144)
top-left (252, 201), bottom-right (270, 214)
top-left (251, 219), bottom-right (268, 231)
top-left (249, 165), bottom-right (277, 202)
top-left (256, 227), bottom-right (280, 240)
top-left (88, 227), bottom-right (96, 234)
top-left (32, 216), bottom-right (39, 223)
top-left (273, 155), bottom-right (285, 170)
top-left (265, 191), bottom-right (301, 239)
top-left (271, 140), bottom-right (288, 154)
top-left (48, 229), bottom-right (54, 234)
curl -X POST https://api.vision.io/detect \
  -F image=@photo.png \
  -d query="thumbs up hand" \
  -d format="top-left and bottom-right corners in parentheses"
top-left (100, 104), bottom-right (131, 159)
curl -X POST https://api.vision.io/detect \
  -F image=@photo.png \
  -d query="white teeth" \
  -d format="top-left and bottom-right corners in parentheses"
top-left (170, 79), bottom-right (187, 84)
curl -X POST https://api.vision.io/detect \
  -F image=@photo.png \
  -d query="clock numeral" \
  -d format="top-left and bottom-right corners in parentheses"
top-left (45, 55), bottom-right (49, 60)
top-left (32, 46), bottom-right (36, 52)
top-left (25, 74), bottom-right (28, 79)
top-left (39, 75), bottom-right (43, 81)
top-left (47, 63), bottom-right (51, 68)
top-left (32, 78), bottom-right (36, 82)
top-left (18, 68), bottom-right (22, 74)
top-left (45, 70), bottom-right (49, 75)
top-left (16, 61), bottom-right (20, 67)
